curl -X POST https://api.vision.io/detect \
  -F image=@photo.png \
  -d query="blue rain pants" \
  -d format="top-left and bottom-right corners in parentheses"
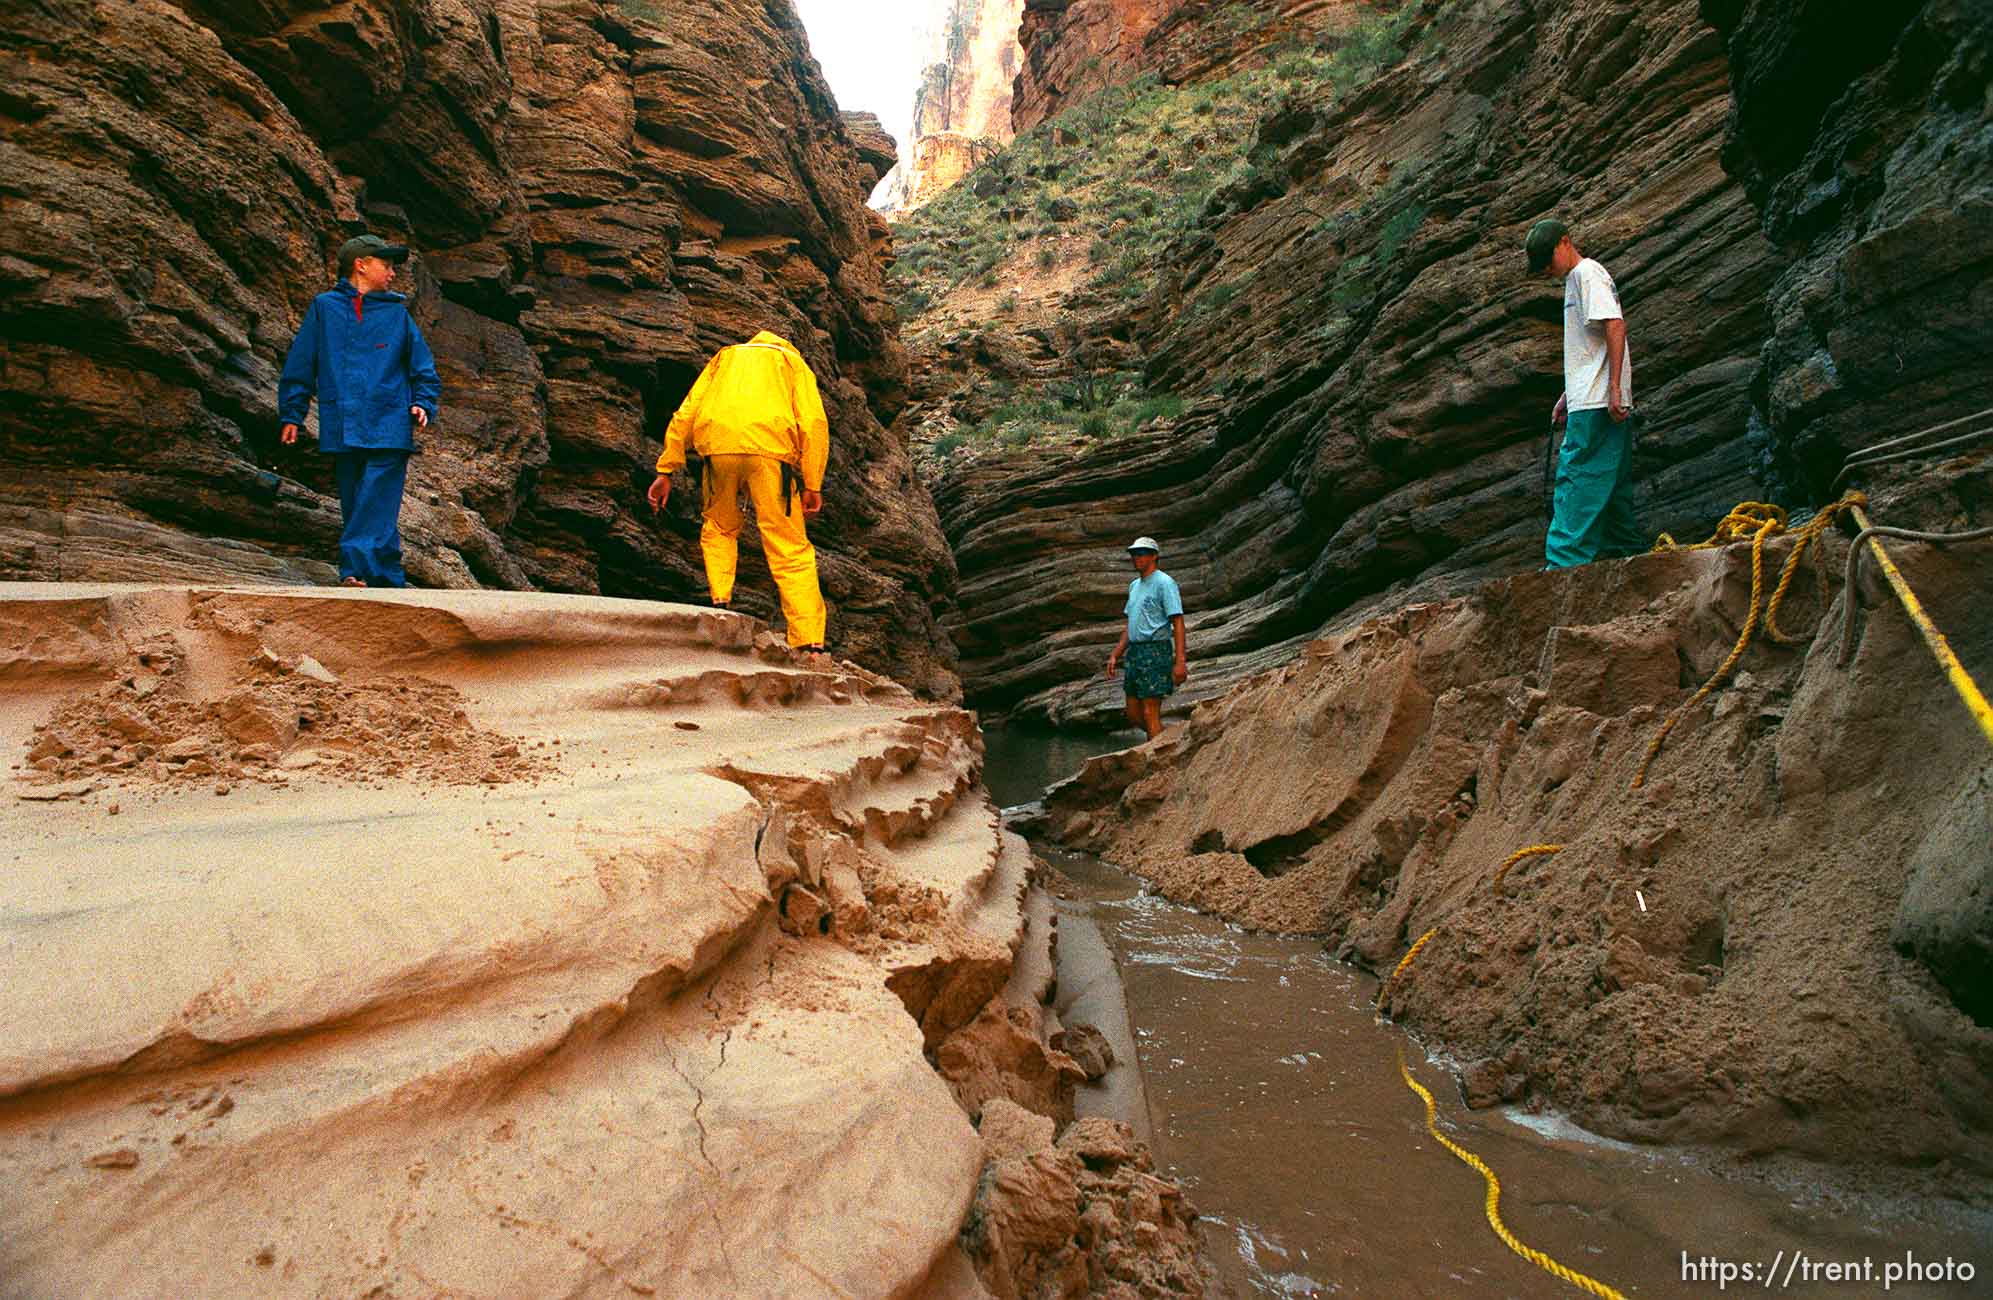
top-left (1545, 408), bottom-right (1643, 568)
top-left (334, 450), bottom-right (410, 586)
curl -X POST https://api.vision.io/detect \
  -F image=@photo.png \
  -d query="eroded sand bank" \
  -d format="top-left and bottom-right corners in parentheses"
top-left (0, 585), bottom-right (1196, 1298)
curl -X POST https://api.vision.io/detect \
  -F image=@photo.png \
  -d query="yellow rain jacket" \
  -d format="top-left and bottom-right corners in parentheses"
top-left (655, 332), bottom-right (830, 489)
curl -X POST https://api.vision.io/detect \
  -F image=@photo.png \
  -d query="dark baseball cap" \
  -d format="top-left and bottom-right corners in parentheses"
top-left (337, 234), bottom-right (410, 267)
top-left (1524, 218), bottom-right (1567, 272)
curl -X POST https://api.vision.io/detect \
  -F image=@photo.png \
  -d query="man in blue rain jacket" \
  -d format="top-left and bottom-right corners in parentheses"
top-left (279, 234), bottom-right (441, 587)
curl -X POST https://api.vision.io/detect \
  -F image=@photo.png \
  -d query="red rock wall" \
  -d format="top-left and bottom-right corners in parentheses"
top-left (1013, 0), bottom-right (1351, 131)
top-left (1014, 0), bottom-right (1168, 131)
top-left (0, 0), bottom-right (960, 696)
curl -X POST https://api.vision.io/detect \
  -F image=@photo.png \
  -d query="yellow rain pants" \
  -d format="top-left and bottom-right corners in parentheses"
top-left (700, 453), bottom-right (826, 647)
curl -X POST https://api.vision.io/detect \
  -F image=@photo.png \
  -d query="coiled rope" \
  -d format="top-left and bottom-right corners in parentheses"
top-left (1633, 492), bottom-right (1868, 787)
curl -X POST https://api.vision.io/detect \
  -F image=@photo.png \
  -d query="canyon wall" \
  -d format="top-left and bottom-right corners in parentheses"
top-left (931, 0), bottom-right (1990, 722)
top-left (878, 0), bottom-right (1027, 211)
top-left (1014, 0), bottom-right (1353, 131)
top-left (1701, 0), bottom-right (1993, 500)
top-left (0, 0), bottom-right (961, 696)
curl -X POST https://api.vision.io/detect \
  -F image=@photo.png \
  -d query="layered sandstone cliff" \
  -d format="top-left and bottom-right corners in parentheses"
top-left (879, 0), bottom-right (1027, 211)
top-left (0, 0), bottom-right (960, 696)
top-left (917, 0), bottom-right (1989, 723)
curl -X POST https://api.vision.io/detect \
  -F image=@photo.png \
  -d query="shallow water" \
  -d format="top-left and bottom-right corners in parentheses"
top-left (980, 720), bottom-right (1135, 812)
top-left (995, 729), bottom-right (1992, 1299)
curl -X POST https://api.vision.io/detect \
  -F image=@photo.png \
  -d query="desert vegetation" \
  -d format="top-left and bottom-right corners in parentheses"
top-left (891, 1), bottom-right (1428, 470)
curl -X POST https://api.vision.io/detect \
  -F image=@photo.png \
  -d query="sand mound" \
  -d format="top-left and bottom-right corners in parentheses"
top-left (19, 639), bottom-right (554, 793)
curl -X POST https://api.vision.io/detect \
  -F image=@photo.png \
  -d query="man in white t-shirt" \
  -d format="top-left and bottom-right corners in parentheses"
top-left (1525, 218), bottom-right (1642, 567)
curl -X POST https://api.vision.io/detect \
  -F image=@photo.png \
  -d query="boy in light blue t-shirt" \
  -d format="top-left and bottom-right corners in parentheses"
top-left (1103, 536), bottom-right (1187, 740)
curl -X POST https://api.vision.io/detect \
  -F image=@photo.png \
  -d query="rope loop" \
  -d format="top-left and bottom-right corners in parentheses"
top-left (1633, 492), bottom-right (1866, 788)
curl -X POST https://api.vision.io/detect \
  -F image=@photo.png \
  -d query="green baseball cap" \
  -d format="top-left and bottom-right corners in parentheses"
top-left (337, 234), bottom-right (410, 268)
top-left (1524, 218), bottom-right (1567, 272)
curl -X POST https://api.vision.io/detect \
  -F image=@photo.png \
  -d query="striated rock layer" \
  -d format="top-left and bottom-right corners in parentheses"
top-left (878, 0), bottom-right (1027, 211)
top-left (0, 584), bottom-right (1208, 1296)
top-left (947, 0), bottom-right (1779, 721)
top-left (0, 0), bottom-right (959, 696)
top-left (1038, 529), bottom-right (1993, 1177)
top-left (1701, 0), bottom-right (1993, 500)
top-left (934, 0), bottom-right (1989, 725)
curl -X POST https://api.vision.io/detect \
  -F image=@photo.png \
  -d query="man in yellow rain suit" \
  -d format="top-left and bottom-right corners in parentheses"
top-left (646, 331), bottom-right (830, 650)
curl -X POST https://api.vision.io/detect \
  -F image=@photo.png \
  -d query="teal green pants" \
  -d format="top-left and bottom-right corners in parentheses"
top-left (1545, 408), bottom-right (1642, 568)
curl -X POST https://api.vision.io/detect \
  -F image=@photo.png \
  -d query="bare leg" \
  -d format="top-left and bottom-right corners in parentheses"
top-left (1125, 696), bottom-right (1144, 732)
top-left (1141, 698), bottom-right (1163, 741)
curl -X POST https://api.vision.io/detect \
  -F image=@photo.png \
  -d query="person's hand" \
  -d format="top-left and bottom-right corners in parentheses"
top-left (1172, 657), bottom-right (1188, 686)
top-left (281, 423), bottom-right (301, 445)
top-left (1103, 653), bottom-right (1119, 680)
top-left (647, 474), bottom-right (672, 514)
top-left (1551, 393), bottom-right (1568, 430)
top-left (1607, 390), bottom-right (1630, 422)
top-left (802, 489), bottom-right (823, 519)
top-left (411, 406), bottom-right (429, 428)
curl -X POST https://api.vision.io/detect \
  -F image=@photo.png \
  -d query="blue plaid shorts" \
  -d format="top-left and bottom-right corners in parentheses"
top-left (1123, 639), bottom-right (1177, 700)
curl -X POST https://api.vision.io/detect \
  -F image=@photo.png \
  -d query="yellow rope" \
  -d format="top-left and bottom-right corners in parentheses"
top-left (1847, 504), bottom-right (1993, 749)
top-left (1633, 493), bottom-right (1867, 788)
top-left (1492, 843), bottom-right (1562, 893)
top-left (1397, 1046), bottom-right (1630, 1300)
top-left (1377, 851), bottom-right (1629, 1299)
top-left (1375, 925), bottom-right (1438, 1015)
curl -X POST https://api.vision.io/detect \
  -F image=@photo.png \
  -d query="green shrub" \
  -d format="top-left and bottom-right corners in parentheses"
top-left (1194, 280), bottom-right (1243, 314)
top-left (1331, 252), bottom-right (1373, 307)
top-left (1328, 2), bottom-right (1418, 92)
top-left (1036, 245), bottom-right (1059, 271)
top-left (933, 432), bottom-right (966, 458)
top-left (1376, 203), bottom-right (1427, 265)
top-left (1121, 392), bottom-right (1186, 426)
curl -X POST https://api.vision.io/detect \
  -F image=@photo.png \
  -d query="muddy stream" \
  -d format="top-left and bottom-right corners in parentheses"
top-left (981, 725), bottom-right (1991, 1299)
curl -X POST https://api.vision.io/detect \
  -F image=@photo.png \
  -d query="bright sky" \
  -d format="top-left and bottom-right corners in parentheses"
top-left (792, 0), bottom-right (936, 161)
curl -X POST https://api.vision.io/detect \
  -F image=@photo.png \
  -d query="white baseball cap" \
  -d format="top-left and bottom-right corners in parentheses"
top-left (1126, 536), bottom-right (1160, 553)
